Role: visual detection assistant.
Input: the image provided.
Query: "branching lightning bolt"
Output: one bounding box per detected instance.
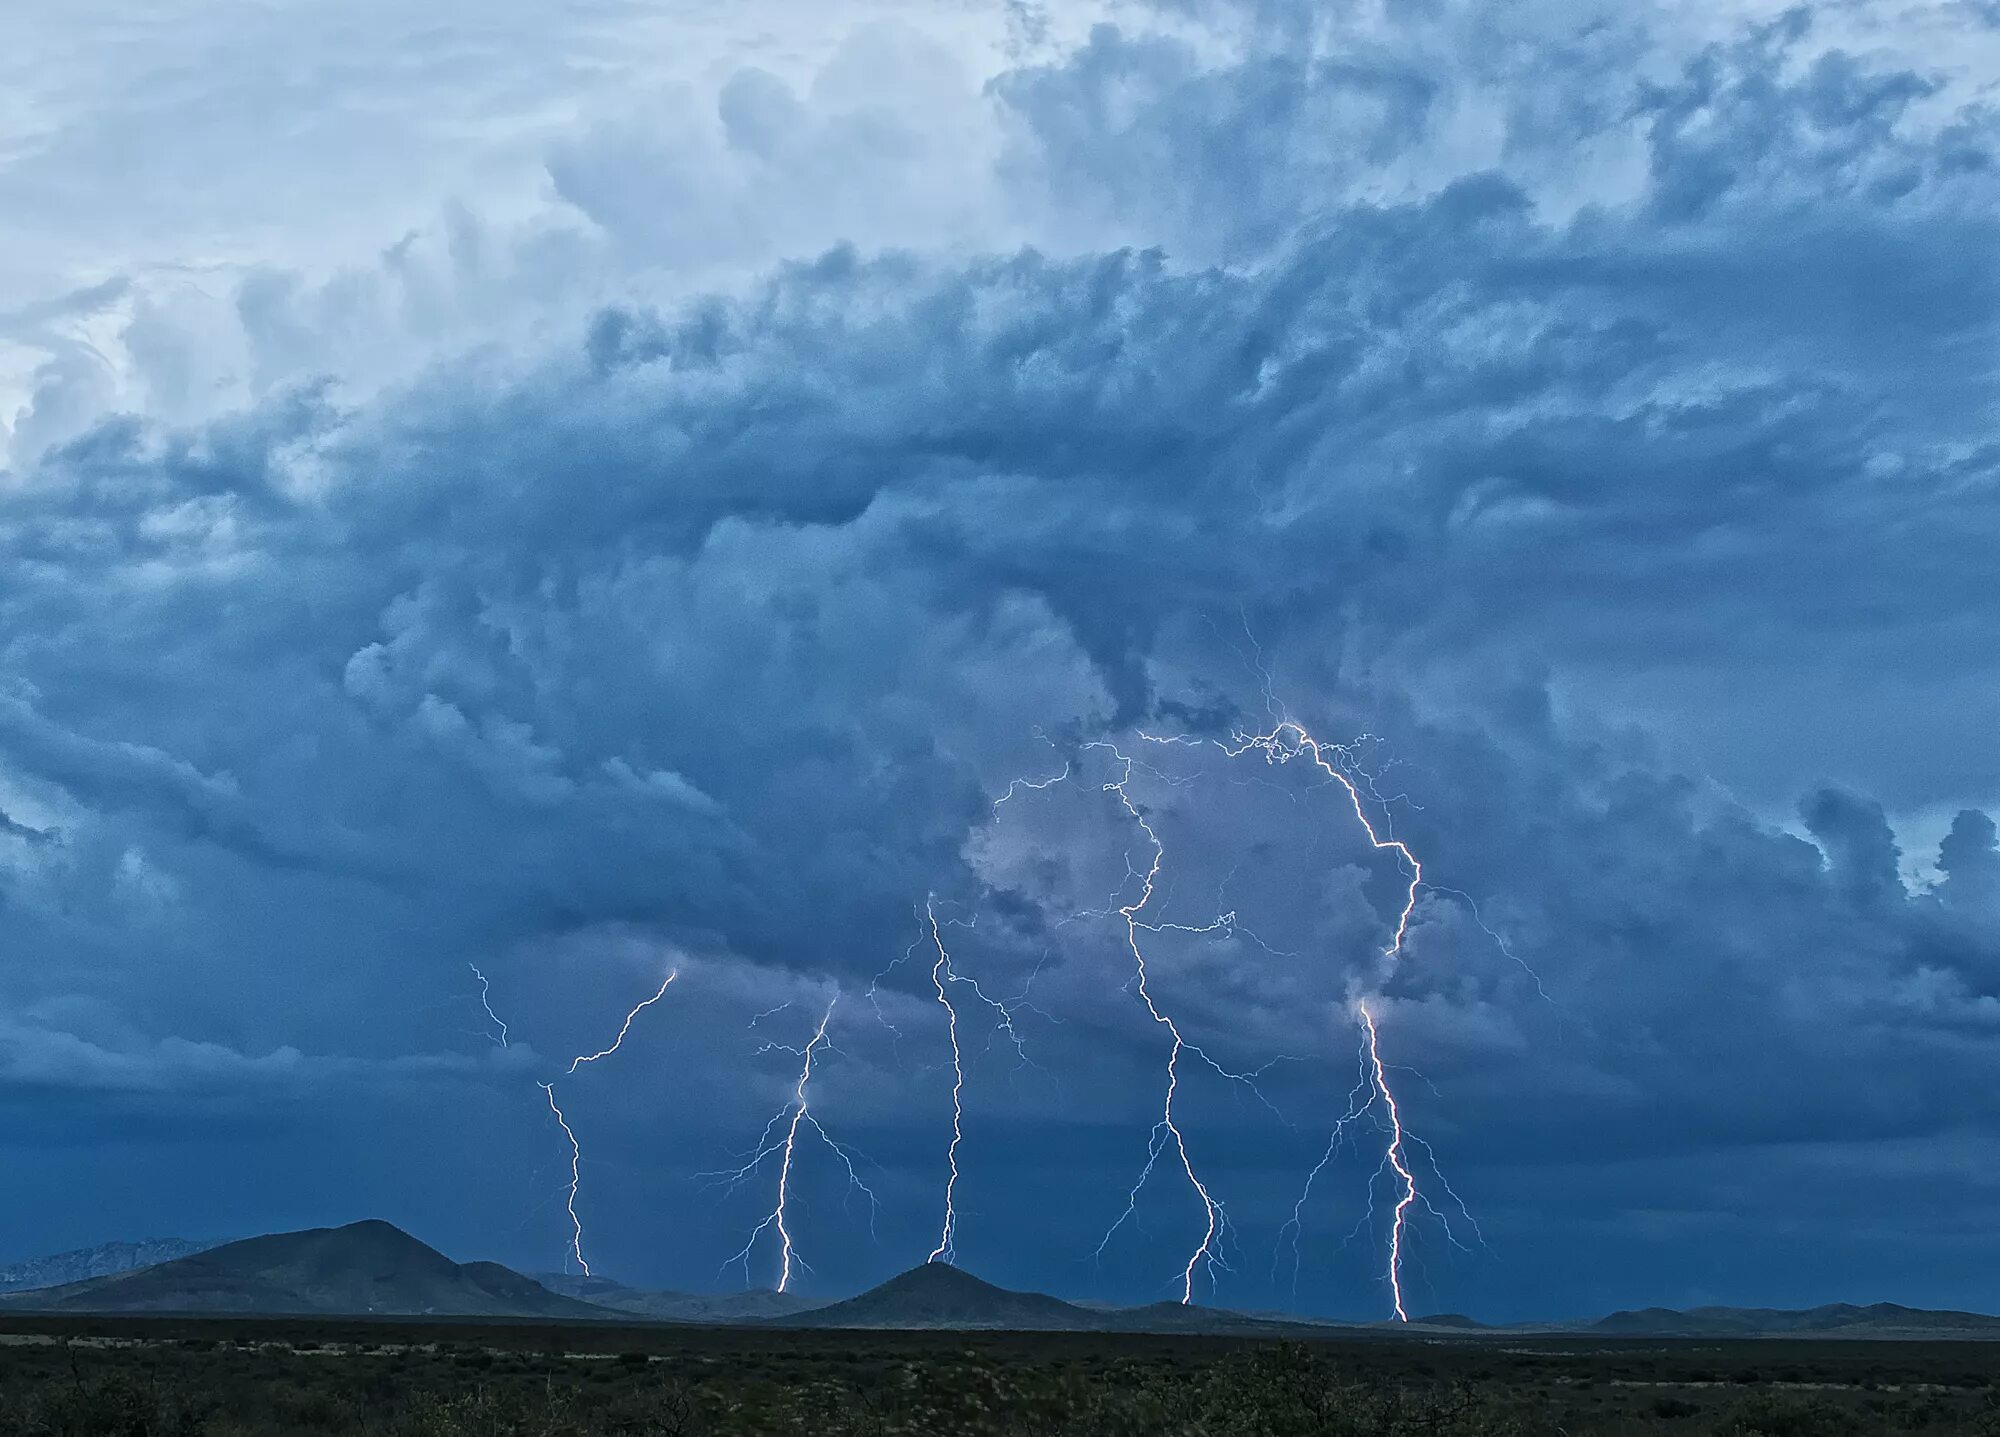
[1275,1031,1374,1292]
[542,969,679,1276]
[980,741,1303,1302]
[915,890,1052,1266]
[1126,705,1536,1319]
[1199,721,1425,957]
[1187,719,1436,1319]
[706,996,878,1293]
[1091,742,1235,1304]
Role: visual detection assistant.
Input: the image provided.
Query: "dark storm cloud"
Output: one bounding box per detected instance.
[1,1,1997,1315]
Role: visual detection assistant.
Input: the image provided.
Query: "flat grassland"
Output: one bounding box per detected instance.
[5,1314,2000,1435]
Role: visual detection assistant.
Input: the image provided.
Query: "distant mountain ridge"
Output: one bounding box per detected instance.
[0,1221,609,1319]
[6,1222,2000,1336]
[0,1239,220,1294]
[534,1273,826,1323]
[781,1263,1333,1335]
[1592,1302,2000,1337]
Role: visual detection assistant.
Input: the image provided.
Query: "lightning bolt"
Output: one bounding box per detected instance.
[1196,715,1516,1320]
[926,901,968,1264]
[1114,704,1525,1318]
[1198,721,1424,957]
[1275,1030,1375,1293]
[541,1083,590,1275]
[707,995,878,1293]
[917,882,1065,1268]
[542,968,680,1276]
[991,761,1071,811]
[469,963,509,1047]
[566,972,677,1074]
[1179,719,1431,1319]
[1090,742,1236,1304]
[977,741,1296,1302]
[1357,1001,1417,1322]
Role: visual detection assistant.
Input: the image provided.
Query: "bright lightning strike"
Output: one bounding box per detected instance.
[1091,742,1234,1304]
[914,893,1053,1266]
[978,742,1301,1302]
[566,972,677,1074]
[541,968,679,1276]
[925,901,967,1265]
[542,1082,590,1275]
[1357,1001,1418,1322]
[1186,714,1516,1320]
[1195,721,1425,962]
[707,996,878,1293]
[1056,699,1525,1320]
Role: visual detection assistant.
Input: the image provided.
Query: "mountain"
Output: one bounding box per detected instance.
[0,1239,220,1294]
[1,1221,612,1319]
[534,1273,826,1323]
[783,1265,1352,1335]
[1591,1302,2000,1338]
[11,1223,1996,1338]
[1090,1300,1337,1336]
[785,1263,1097,1331]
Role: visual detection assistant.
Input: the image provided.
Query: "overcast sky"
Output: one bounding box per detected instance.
[3,0,1998,1323]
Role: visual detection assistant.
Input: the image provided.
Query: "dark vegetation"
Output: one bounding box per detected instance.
[8,1316,2000,1435]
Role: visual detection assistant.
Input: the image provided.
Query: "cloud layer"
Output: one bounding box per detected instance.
[1,0,1997,1319]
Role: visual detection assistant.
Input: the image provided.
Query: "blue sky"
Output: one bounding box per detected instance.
[2,0,1998,1323]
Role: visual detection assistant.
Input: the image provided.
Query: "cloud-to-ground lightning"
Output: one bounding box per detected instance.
[475,688,1516,1313]
[925,905,968,1265]
[1182,713,1525,1319]
[890,895,1047,1268]
[956,698,1528,1318]
[1357,1001,1418,1322]
[540,969,680,1275]
[964,740,1306,1302]
[1088,741,1246,1304]
[542,1083,590,1274]
[706,996,879,1293]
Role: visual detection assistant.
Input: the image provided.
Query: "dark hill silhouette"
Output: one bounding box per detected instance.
[534,1272,826,1323]
[1089,1299,1329,1336]
[1592,1302,2000,1337]
[12,1221,2000,1336]
[784,1262,1094,1331]
[1,1221,609,1318]
[778,1264,1328,1335]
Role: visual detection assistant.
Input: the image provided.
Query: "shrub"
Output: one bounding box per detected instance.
[1710,1392,1864,1437]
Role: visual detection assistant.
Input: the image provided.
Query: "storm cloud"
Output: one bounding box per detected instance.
[1,0,1996,1320]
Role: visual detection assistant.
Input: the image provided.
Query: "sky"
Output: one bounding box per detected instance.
[2,0,1998,1325]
